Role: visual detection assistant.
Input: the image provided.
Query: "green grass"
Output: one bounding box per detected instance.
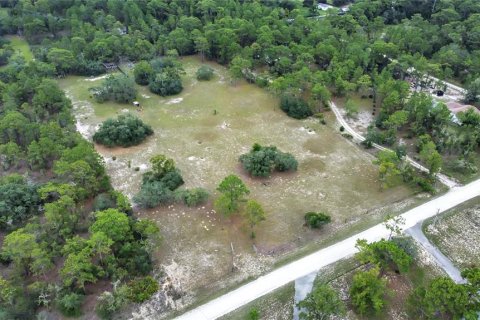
[218,282,295,320]
[5,35,33,61]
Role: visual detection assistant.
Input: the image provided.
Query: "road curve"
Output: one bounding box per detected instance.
[406,222,465,284]
[329,101,458,188]
[175,179,480,320]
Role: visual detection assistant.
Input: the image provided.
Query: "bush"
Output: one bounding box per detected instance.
[239,144,298,177]
[149,69,183,96]
[0,175,40,230]
[196,65,214,81]
[275,152,298,172]
[93,114,154,147]
[93,193,116,211]
[56,292,84,317]
[280,94,313,119]
[95,287,129,320]
[91,74,137,104]
[175,188,209,207]
[133,181,175,208]
[127,276,159,303]
[304,212,331,228]
[133,60,154,86]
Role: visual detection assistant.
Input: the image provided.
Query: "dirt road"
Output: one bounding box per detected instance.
[329,101,458,188]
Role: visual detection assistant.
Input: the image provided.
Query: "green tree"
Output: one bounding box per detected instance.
[214,175,250,216]
[355,239,413,273]
[89,209,131,243]
[133,61,154,86]
[1,228,51,276]
[350,268,387,316]
[384,110,408,129]
[229,56,252,83]
[373,150,402,189]
[409,277,473,319]
[149,70,183,96]
[244,200,266,238]
[464,78,480,104]
[194,36,209,61]
[148,154,176,180]
[47,48,75,75]
[93,114,154,147]
[311,84,331,108]
[297,284,346,320]
[0,142,23,170]
[419,141,442,175]
[60,248,97,290]
[93,75,137,104]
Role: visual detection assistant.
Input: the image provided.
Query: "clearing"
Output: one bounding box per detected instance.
[424,197,480,269]
[58,56,421,318]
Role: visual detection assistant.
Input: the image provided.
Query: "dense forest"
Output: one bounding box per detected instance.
[0,0,480,318]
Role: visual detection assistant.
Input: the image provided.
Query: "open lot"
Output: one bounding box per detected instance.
[424,197,480,269]
[59,56,421,317]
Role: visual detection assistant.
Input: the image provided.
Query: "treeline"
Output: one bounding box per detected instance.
[0,33,160,320]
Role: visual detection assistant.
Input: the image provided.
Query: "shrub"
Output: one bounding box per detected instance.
[304,212,331,228]
[93,114,153,147]
[91,74,137,104]
[95,286,129,320]
[127,276,159,303]
[133,61,154,86]
[56,292,85,317]
[133,181,175,208]
[275,152,298,172]
[350,268,386,316]
[239,144,298,177]
[0,175,40,230]
[149,69,183,96]
[196,65,214,81]
[175,188,209,207]
[93,193,116,211]
[279,94,313,119]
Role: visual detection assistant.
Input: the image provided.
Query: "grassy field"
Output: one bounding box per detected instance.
[58,56,423,318]
[219,283,294,320]
[4,35,34,61]
[423,197,480,269]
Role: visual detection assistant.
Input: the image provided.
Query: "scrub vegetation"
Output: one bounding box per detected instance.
[1,0,479,318]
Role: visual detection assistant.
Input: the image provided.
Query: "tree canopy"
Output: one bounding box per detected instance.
[93,114,154,148]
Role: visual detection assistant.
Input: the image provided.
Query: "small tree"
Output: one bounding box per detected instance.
[350,268,387,316]
[297,284,346,320]
[149,68,183,96]
[214,175,250,216]
[383,214,405,240]
[408,277,472,319]
[133,60,154,85]
[355,239,412,273]
[419,141,442,176]
[244,200,266,238]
